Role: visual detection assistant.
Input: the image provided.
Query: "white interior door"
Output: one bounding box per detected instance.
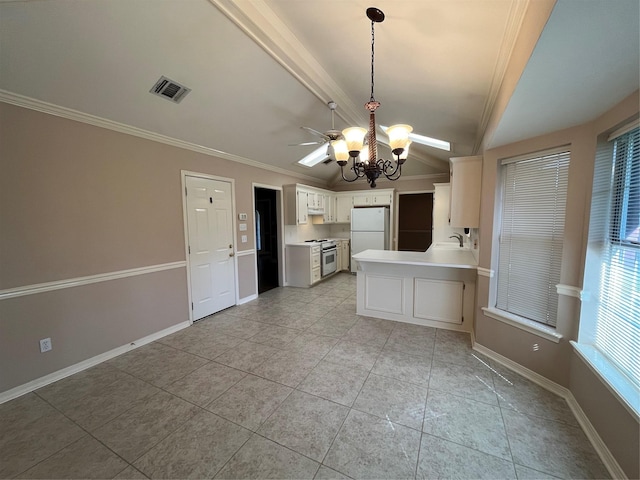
[185,175,236,320]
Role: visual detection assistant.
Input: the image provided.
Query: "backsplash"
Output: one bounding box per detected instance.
[284,223,350,243]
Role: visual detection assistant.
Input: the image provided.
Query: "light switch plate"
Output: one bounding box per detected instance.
[238,213,247,221]
[241,235,247,243]
[239,223,247,231]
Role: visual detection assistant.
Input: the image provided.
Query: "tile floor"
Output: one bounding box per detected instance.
[1,273,609,479]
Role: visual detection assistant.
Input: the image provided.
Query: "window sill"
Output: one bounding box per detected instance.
[571,342,640,420]
[481,307,563,343]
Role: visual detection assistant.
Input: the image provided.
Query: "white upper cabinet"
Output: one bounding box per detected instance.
[297,189,308,225]
[449,156,482,228]
[352,193,370,206]
[285,184,394,225]
[372,191,393,205]
[307,191,324,213]
[352,189,393,208]
[336,194,352,223]
[323,194,335,223]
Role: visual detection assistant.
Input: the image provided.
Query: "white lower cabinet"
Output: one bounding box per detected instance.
[354,261,475,332]
[286,245,321,287]
[413,279,463,324]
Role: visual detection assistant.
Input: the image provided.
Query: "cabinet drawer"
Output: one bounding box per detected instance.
[312,252,321,268]
[311,267,321,284]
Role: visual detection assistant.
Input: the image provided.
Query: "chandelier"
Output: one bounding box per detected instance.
[332,7,412,188]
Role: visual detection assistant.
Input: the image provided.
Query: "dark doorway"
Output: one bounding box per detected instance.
[255,187,280,293]
[398,193,433,251]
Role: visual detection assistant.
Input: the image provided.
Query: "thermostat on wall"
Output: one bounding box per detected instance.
[238,213,248,221]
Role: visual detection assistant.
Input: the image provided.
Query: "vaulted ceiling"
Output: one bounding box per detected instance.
[1,0,638,187]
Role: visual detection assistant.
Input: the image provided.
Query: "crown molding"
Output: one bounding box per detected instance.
[0,90,325,186]
[473,0,530,154]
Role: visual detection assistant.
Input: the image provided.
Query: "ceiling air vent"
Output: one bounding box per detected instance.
[150,76,191,103]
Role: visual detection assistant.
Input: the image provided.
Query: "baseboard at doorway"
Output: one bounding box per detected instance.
[238,293,258,305]
[0,321,190,405]
[472,341,627,480]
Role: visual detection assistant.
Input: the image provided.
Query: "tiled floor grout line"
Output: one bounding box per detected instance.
[29,388,149,479]
[4,275,608,479]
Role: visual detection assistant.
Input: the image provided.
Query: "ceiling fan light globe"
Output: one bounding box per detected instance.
[398,140,411,161]
[331,140,350,162]
[359,145,370,164]
[342,127,367,152]
[387,124,413,150]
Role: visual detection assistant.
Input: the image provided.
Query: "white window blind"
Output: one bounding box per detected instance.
[496,149,570,327]
[581,126,640,389]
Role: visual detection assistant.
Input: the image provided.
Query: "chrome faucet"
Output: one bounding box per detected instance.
[449,233,464,247]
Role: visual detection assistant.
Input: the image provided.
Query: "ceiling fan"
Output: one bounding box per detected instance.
[293,100,452,169]
[292,101,343,167]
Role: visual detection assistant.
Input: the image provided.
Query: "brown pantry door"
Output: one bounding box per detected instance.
[398,193,433,251]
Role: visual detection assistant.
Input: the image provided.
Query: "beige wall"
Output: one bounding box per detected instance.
[476,91,639,478]
[0,268,188,391]
[0,102,312,393]
[569,352,639,480]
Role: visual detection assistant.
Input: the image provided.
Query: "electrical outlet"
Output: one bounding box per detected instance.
[241,235,247,243]
[39,337,52,353]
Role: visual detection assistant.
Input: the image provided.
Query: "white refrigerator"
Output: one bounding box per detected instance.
[350,207,390,272]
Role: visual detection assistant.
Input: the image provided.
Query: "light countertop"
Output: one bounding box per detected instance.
[352,246,478,269]
[286,238,349,247]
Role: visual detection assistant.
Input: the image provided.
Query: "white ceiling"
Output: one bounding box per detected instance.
[1,0,638,187]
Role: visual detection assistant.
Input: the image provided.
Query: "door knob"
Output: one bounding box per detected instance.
[229,252,235,257]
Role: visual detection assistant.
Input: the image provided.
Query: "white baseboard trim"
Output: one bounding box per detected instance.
[238,293,258,305]
[472,341,627,480]
[564,391,628,480]
[0,320,190,405]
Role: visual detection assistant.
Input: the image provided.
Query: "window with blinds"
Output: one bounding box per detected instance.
[580,125,639,390]
[496,148,570,327]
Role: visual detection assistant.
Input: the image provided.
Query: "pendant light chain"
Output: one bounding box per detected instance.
[370,18,376,102]
[334,7,412,188]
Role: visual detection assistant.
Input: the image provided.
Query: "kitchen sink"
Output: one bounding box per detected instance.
[429,242,470,251]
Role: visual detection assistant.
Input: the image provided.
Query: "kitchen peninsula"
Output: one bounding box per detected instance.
[352,245,478,332]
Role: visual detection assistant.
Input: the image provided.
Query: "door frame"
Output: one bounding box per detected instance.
[394,189,434,252]
[181,170,238,324]
[252,182,285,292]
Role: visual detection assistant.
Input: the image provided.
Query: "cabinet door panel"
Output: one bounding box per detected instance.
[352,194,370,206]
[336,196,352,223]
[297,191,308,224]
[414,279,463,324]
